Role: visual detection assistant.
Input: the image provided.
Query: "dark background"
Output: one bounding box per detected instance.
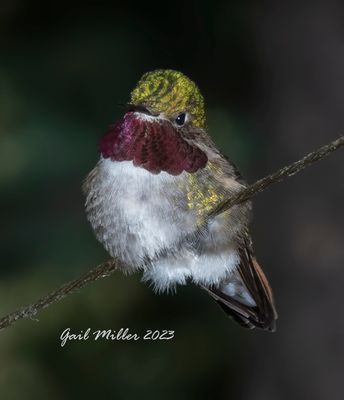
[1,1,344,399]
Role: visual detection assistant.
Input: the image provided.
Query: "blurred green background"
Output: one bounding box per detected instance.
[1,1,344,399]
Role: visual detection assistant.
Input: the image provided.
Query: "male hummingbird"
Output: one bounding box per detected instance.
[84,69,277,331]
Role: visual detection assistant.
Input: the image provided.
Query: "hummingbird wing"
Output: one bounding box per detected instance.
[183,138,277,330]
[204,240,277,331]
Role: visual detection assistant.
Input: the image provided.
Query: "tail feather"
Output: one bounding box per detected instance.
[204,244,277,332]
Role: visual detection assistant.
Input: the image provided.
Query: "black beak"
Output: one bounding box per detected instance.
[125,103,156,116]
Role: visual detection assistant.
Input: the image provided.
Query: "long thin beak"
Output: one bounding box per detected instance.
[125,103,157,116]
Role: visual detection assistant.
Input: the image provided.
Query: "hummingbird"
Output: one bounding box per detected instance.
[84,69,277,331]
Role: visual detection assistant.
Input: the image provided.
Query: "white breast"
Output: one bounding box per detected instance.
[85,158,196,269]
[85,158,244,292]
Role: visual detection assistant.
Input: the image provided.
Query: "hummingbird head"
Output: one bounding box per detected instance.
[129,69,206,129]
[98,69,208,175]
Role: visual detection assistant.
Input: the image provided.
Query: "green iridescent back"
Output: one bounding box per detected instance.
[130,69,206,128]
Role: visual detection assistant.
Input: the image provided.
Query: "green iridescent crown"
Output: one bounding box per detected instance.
[130,69,206,128]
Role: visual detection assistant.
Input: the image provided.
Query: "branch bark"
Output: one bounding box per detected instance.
[0,135,343,332]
[209,135,344,217]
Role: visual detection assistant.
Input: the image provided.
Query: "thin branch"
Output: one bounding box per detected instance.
[0,260,123,332]
[0,135,343,332]
[209,135,344,217]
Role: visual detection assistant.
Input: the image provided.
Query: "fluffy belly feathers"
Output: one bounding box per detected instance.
[84,158,246,291]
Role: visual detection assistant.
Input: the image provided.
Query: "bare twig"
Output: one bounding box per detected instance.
[209,136,344,217]
[0,135,343,332]
[0,260,123,331]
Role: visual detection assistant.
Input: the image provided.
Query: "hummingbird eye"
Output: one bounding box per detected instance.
[175,113,186,126]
